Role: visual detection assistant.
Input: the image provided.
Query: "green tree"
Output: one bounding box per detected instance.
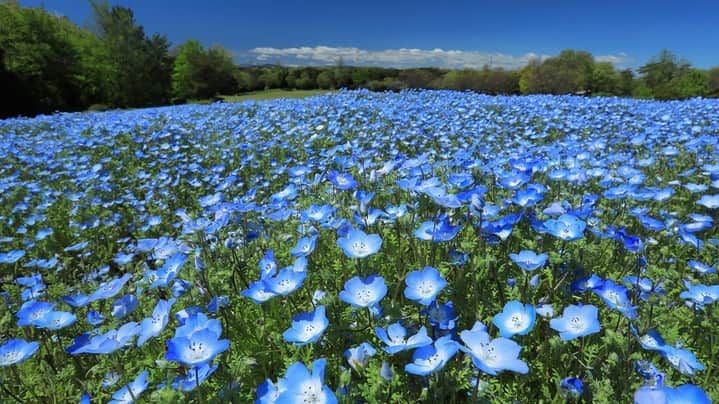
[90,0,172,107]
[590,62,620,95]
[708,67,719,98]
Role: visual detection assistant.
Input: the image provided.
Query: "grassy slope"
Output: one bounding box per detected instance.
[220,89,336,103]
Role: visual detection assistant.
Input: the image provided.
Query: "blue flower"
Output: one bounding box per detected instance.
[291,235,318,257]
[405,335,459,376]
[492,301,536,337]
[275,358,337,403]
[0,339,39,366]
[112,294,139,319]
[67,322,141,355]
[109,370,149,404]
[592,279,637,319]
[88,273,132,302]
[665,384,711,403]
[404,266,447,306]
[16,300,55,327]
[339,275,387,308]
[166,328,230,367]
[509,250,548,271]
[264,266,307,296]
[375,322,433,354]
[423,300,458,331]
[283,305,329,346]
[33,310,76,330]
[687,260,717,275]
[345,342,377,371]
[659,345,704,376]
[543,214,586,241]
[328,170,358,190]
[560,377,584,396]
[137,298,174,346]
[633,374,669,404]
[549,304,601,341]
[87,310,105,326]
[241,280,278,304]
[258,249,278,279]
[0,249,25,264]
[460,321,529,376]
[414,217,462,242]
[207,296,228,313]
[680,283,719,307]
[697,194,719,209]
[171,363,218,392]
[336,228,382,258]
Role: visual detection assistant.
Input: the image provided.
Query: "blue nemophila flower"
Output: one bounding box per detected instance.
[328,170,358,190]
[166,327,229,367]
[560,377,584,397]
[414,217,462,242]
[283,305,329,346]
[109,370,149,404]
[264,266,307,296]
[687,260,717,275]
[633,373,668,404]
[255,378,283,403]
[679,283,719,307]
[336,228,382,258]
[87,310,105,326]
[696,194,719,209]
[291,235,318,257]
[543,214,586,241]
[459,321,529,376]
[592,279,637,319]
[241,280,278,304]
[424,300,458,331]
[276,358,337,403]
[665,384,711,403]
[258,249,278,279]
[89,273,132,302]
[405,335,459,376]
[345,342,377,371]
[660,345,705,376]
[549,304,601,341]
[137,298,175,346]
[16,300,55,326]
[67,322,141,355]
[0,249,25,264]
[380,361,393,381]
[0,339,39,366]
[34,310,77,330]
[375,322,433,354]
[207,296,228,313]
[172,363,218,392]
[492,301,536,337]
[536,303,555,318]
[570,274,604,294]
[404,266,447,305]
[112,294,139,319]
[509,250,548,272]
[339,275,387,308]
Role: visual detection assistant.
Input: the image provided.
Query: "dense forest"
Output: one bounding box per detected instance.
[1,0,719,118]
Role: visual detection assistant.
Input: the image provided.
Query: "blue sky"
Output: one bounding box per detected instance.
[20,0,719,69]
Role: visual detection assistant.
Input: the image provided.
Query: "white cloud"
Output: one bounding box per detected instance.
[240,46,629,69]
[596,52,630,65]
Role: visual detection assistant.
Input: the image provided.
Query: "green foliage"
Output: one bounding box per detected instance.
[520,50,595,94]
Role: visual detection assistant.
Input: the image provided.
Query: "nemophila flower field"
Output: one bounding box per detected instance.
[1,90,719,403]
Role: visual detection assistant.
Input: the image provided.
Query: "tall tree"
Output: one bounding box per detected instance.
[90,0,171,107]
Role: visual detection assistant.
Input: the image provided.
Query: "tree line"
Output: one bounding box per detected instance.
[1,1,719,119]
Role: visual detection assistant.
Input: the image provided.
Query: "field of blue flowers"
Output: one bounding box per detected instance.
[1,90,718,403]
